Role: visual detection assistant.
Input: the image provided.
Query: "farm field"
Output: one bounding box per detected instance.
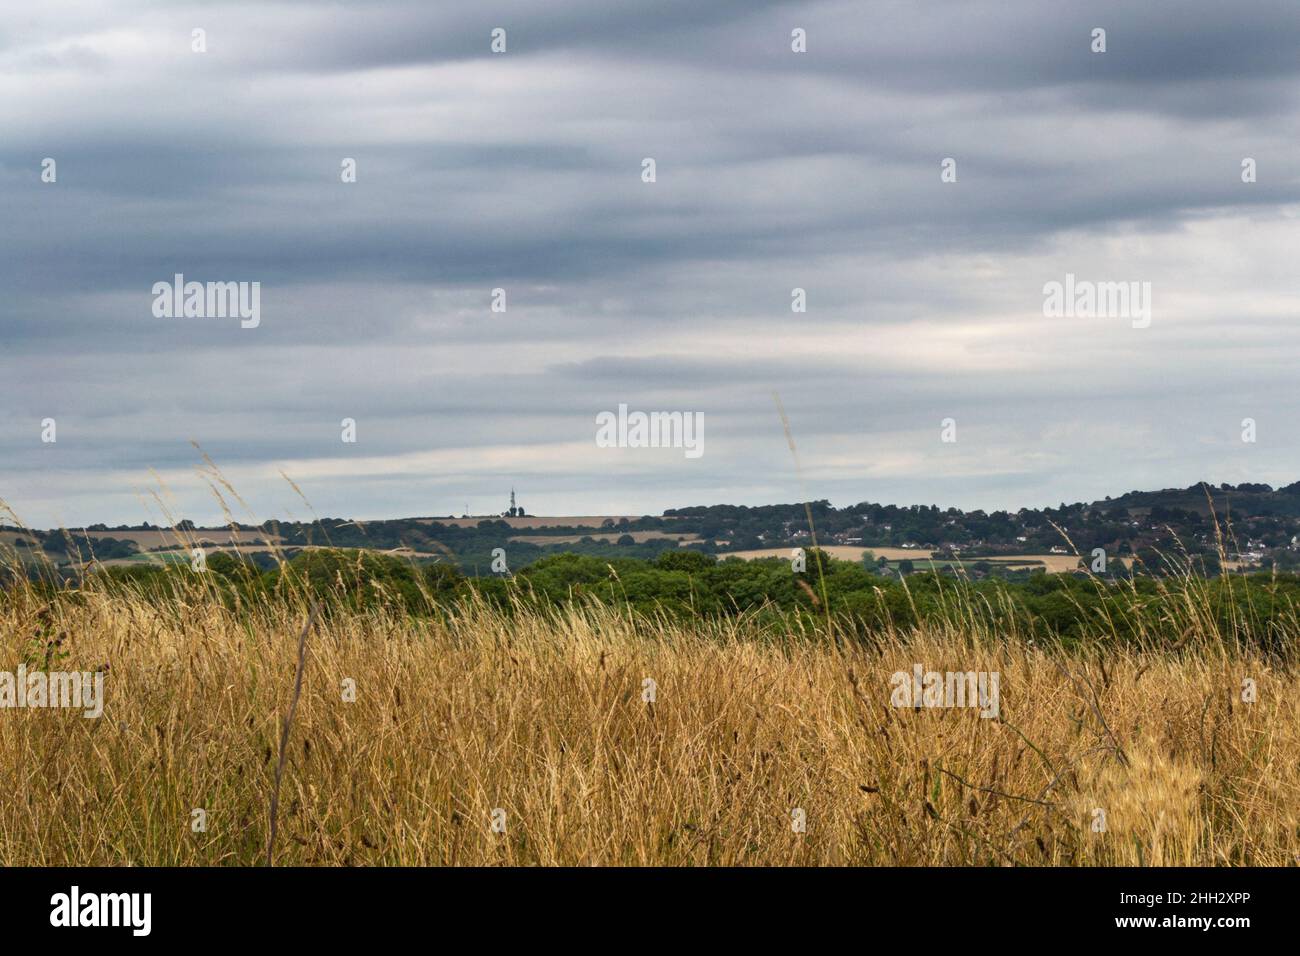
[3,528,280,554]
[723,545,882,562]
[81,529,274,549]
[721,546,1080,573]
[415,515,658,529]
[508,531,699,545]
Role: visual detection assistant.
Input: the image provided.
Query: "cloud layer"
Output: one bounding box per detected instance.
[3,1,1299,525]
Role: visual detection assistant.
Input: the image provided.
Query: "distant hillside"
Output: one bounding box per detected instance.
[7,481,1300,577]
[1096,482,1300,518]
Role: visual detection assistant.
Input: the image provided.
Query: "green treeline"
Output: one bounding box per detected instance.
[47,547,1300,657]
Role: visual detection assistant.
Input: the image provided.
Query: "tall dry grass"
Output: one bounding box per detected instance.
[1,575,1296,866]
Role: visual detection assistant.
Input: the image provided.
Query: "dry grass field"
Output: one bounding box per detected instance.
[1,575,1296,867]
[723,545,881,562]
[69,529,276,550]
[508,531,699,545]
[722,546,1081,572]
[415,515,656,529]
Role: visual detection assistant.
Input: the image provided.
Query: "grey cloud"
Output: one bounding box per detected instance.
[3,0,1300,525]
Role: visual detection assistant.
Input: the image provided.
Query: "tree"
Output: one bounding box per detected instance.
[655,550,715,572]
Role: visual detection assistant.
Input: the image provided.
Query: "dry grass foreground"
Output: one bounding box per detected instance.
[1,589,1297,866]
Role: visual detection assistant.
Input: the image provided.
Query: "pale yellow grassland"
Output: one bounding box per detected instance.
[0,589,1294,866]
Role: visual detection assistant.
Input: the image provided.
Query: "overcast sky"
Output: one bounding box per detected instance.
[3,0,1299,527]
